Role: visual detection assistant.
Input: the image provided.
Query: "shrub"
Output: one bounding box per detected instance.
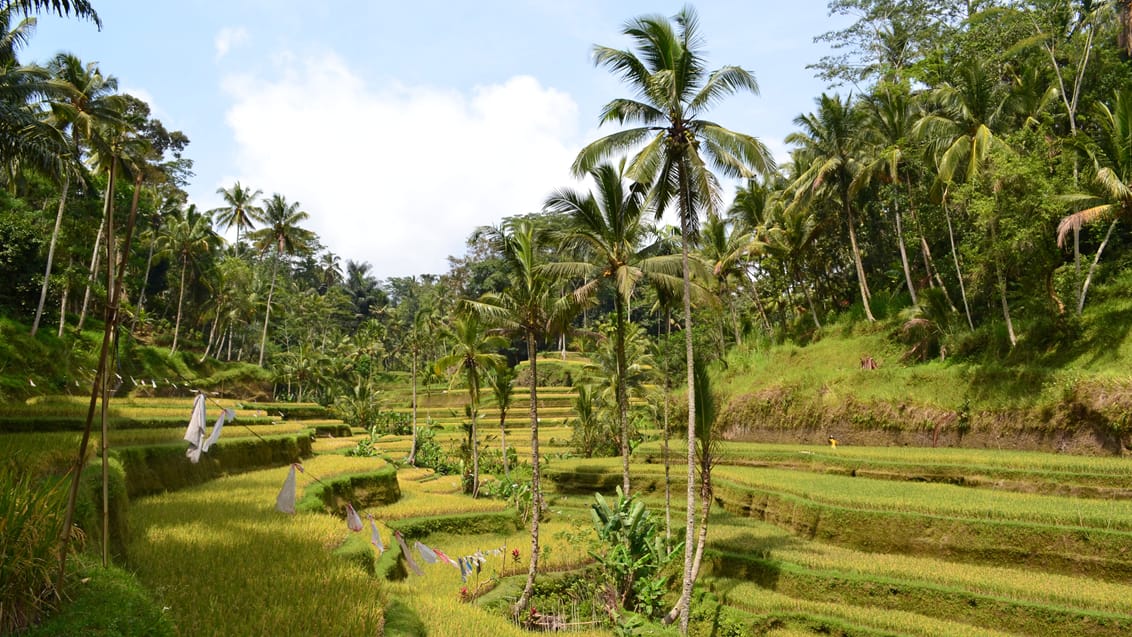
[0,469,69,633]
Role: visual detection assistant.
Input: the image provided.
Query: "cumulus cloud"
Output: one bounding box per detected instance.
[220,51,583,278]
[214,27,249,61]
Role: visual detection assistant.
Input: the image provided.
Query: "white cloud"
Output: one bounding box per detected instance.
[214,27,249,61]
[221,51,584,278]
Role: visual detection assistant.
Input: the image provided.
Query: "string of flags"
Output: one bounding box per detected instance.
[273,463,508,582]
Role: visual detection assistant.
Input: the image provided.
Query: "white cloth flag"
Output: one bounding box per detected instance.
[368,514,384,554]
[183,394,207,463]
[276,464,302,514]
[345,503,363,532]
[202,408,235,453]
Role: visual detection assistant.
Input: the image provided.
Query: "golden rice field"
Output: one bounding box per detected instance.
[126,453,607,637]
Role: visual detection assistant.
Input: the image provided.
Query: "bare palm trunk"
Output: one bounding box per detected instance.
[470,404,480,497]
[663,188,698,631]
[514,332,542,615]
[499,400,510,479]
[32,172,70,336]
[943,199,974,331]
[258,257,279,367]
[408,352,418,465]
[57,273,70,338]
[615,294,631,496]
[136,228,158,320]
[663,308,672,545]
[200,315,220,362]
[845,204,875,321]
[1079,219,1117,314]
[77,209,107,331]
[748,271,772,332]
[171,255,187,353]
[894,205,917,305]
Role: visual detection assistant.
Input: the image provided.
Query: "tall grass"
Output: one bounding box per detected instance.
[0,470,70,633]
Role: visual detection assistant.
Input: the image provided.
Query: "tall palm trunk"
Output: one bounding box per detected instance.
[408,352,418,465]
[76,209,107,331]
[514,332,542,614]
[469,380,480,498]
[499,397,510,479]
[57,272,70,338]
[258,256,279,366]
[844,200,875,321]
[615,293,631,495]
[665,165,699,631]
[136,227,158,320]
[893,204,917,305]
[1078,219,1118,314]
[171,254,187,352]
[943,197,975,330]
[32,172,69,336]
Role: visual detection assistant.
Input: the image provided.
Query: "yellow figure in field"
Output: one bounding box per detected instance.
[828,436,838,448]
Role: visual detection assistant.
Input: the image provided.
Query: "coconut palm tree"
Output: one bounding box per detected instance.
[248,193,315,366]
[545,160,682,495]
[915,57,1013,331]
[463,218,575,616]
[31,53,123,336]
[486,362,517,478]
[210,181,262,257]
[2,0,100,25]
[435,312,506,497]
[788,92,876,322]
[158,205,217,352]
[699,214,756,351]
[1059,90,1132,313]
[572,7,773,628]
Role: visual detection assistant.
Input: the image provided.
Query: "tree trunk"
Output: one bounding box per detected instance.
[32,172,69,336]
[514,331,542,615]
[259,257,279,366]
[1078,219,1118,314]
[663,308,672,546]
[171,255,187,353]
[615,293,631,496]
[663,182,698,631]
[1119,0,1132,58]
[470,379,480,498]
[894,205,917,305]
[845,203,876,321]
[408,352,418,465]
[57,271,70,338]
[500,398,510,479]
[136,225,158,321]
[77,207,108,332]
[943,198,975,330]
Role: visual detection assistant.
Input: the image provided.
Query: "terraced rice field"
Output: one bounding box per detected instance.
[10,389,1132,635]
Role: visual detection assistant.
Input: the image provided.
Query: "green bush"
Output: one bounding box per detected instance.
[73,457,130,561]
[0,469,69,634]
[23,554,176,637]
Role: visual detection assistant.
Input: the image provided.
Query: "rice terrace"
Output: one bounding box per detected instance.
[6,1,1132,636]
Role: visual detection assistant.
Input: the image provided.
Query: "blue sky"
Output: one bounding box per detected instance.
[22,1,850,278]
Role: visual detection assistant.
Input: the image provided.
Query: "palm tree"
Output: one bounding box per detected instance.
[3,0,100,25]
[915,57,1013,331]
[573,7,773,628]
[436,313,506,497]
[31,53,122,336]
[1059,90,1132,314]
[763,196,824,330]
[699,215,756,352]
[158,207,217,352]
[788,93,876,322]
[464,218,574,615]
[317,251,343,292]
[486,363,517,478]
[210,181,262,257]
[545,160,682,495]
[248,193,315,366]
